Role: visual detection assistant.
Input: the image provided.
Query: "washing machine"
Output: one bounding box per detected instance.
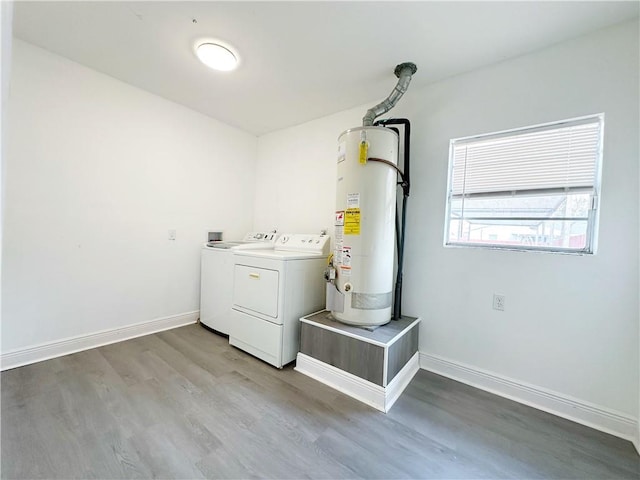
[200,231,278,335]
[229,233,330,368]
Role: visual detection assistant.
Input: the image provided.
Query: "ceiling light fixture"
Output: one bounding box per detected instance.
[195,41,239,72]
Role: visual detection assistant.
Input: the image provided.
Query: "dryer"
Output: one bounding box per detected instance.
[230,234,330,368]
[200,231,278,335]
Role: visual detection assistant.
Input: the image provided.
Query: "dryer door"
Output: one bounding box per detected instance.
[233,265,279,319]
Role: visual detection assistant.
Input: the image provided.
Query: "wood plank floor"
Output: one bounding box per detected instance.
[2,324,638,479]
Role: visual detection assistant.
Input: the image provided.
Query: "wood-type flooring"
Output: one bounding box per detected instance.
[2,324,638,479]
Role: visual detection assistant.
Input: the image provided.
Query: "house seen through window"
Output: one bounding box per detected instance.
[444,114,604,253]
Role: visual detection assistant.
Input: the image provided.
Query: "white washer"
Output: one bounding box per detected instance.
[229,234,330,368]
[200,232,278,335]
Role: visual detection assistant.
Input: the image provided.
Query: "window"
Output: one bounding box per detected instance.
[444,114,603,253]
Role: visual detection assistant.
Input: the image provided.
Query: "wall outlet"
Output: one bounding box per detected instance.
[493,294,505,311]
[168,229,177,241]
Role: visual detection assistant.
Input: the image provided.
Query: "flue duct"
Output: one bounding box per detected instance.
[362,62,417,127]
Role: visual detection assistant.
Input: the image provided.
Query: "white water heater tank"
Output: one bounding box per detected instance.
[332,126,398,326]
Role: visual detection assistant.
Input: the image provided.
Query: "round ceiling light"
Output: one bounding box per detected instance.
[195,42,238,71]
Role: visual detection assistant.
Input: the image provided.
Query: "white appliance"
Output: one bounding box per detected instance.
[229,234,330,368]
[332,127,398,326]
[328,62,417,327]
[200,231,279,335]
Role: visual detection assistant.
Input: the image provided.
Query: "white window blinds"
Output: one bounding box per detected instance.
[450,117,602,197]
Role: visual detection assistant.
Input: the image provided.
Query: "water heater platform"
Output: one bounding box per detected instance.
[295,310,420,413]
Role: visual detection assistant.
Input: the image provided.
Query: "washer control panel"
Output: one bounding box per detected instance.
[275,234,330,254]
[241,231,279,242]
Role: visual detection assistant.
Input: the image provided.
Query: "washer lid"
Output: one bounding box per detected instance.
[206,241,243,249]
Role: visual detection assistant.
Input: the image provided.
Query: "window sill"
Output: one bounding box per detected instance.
[443,242,594,256]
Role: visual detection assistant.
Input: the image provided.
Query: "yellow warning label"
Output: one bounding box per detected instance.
[344,208,361,235]
[359,142,368,165]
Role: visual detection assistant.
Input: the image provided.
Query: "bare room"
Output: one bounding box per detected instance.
[1,1,639,478]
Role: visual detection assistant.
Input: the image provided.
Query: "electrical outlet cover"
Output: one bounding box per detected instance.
[493,294,505,311]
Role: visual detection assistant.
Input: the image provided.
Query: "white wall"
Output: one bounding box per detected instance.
[254,20,639,428]
[1,1,13,351]
[2,40,256,353]
[254,108,361,234]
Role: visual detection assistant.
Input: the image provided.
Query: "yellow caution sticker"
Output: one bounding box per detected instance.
[359,141,368,165]
[344,208,361,235]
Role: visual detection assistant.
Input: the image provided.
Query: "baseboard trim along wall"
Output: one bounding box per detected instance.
[419,352,638,444]
[296,351,419,413]
[1,311,199,371]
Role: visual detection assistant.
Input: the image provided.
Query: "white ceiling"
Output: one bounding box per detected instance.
[12,1,639,135]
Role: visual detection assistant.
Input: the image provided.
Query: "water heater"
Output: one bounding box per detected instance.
[327,62,416,327]
[331,127,398,326]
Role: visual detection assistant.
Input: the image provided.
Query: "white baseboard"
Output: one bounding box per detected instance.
[1,311,199,371]
[383,352,420,411]
[295,352,419,413]
[419,352,638,445]
[295,353,386,411]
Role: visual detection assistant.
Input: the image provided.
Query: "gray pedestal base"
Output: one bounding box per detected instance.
[295,311,420,412]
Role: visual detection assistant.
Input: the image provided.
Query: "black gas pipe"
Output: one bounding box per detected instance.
[373,118,411,320]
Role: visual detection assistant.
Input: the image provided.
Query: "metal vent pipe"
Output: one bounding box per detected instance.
[362,62,417,126]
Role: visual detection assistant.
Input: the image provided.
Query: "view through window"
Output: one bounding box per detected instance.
[444,115,603,253]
